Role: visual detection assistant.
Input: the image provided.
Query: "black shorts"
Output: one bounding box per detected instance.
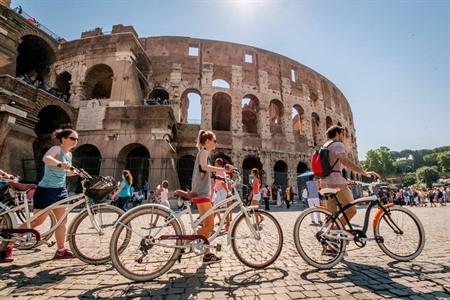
[33,186,68,209]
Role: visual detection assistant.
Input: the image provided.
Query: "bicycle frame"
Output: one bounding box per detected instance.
[0,181,104,244]
[121,174,261,250]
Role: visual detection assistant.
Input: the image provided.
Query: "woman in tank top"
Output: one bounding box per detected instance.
[5,129,80,262]
[191,130,233,265]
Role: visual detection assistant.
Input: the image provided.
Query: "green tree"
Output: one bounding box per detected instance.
[436,151,450,172]
[363,147,395,176]
[416,166,439,188]
[401,173,416,187]
[393,159,414,174]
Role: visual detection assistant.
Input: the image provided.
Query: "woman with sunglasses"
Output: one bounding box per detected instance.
[4,129,80,262]
[191,130,233,265]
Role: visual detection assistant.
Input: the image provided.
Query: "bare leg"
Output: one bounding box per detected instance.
[196,202,214,254]
[51,207,68,249]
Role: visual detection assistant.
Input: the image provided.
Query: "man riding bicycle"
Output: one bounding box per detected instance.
[319,125,380,228]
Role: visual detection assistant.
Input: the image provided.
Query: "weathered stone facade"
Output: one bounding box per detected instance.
[0,3,358,190]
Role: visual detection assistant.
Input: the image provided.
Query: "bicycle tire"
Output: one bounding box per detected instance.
[374,206,425,261]
[293,207,346,269]
[68,204,126,265]
[231,209,283,269]
[110,205,183,282]
[0,209,13,259]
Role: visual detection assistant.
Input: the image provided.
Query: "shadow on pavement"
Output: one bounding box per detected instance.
[300,260,450,299]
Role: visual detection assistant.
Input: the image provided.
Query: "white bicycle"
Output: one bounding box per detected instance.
[109,169,283,282]
[0,167,126,265]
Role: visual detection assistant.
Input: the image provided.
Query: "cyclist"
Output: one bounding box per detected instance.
[319,125,379,247]
[191,130,232,265]
[3,129,79,263]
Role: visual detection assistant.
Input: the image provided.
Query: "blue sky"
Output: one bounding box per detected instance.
[13,0,450,159]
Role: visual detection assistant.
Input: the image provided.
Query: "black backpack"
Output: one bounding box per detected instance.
[311,141,340,178]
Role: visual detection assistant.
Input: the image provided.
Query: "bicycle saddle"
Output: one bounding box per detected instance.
[174,190,198,200]
[319,188,340,195]
[8,181,37,191]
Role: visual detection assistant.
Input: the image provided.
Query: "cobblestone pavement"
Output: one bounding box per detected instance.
[1,206,449,299]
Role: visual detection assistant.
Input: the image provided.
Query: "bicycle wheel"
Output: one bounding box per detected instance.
[231,209,283,269]
[110,205,183,282]
[374,206,425,261]
[293,207,346,269]
[0,210,13,259]
[68,204,125,265]
[17,210,57,250]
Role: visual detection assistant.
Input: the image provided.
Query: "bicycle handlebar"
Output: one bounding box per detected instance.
[57,164,93,180]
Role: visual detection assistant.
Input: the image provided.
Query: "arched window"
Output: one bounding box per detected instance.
[326,116,333,130]
[212,92,232,131]
[117,144,150,189]
[292,105,305,135]
[212,79,230,89]
[149,88,169,104]
[55,71,72,101]
[177,155,195,190]
[84,64,114,99]
[269,99,284,135]
[73,144,102,176]
[16,35,55,84]
[180,89,201,124]
[242,156,263,187]
[242,94,260,134]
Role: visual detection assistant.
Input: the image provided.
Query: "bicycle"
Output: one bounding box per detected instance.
[0,179,57,250]
[293,181,425,269]
[0,167,127,265]
[109,169,283,282]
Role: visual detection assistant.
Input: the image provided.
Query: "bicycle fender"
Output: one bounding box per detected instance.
[372,203,394,229]
[0,202,18,228]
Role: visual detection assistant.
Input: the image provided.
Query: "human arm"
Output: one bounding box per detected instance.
[198,151,233,174]
[111,181,125,200]
[335,152,380,179]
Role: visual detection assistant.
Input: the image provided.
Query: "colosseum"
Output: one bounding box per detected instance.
[0,3,358,193]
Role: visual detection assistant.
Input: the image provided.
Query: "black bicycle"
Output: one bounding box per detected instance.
[293,182,425,269]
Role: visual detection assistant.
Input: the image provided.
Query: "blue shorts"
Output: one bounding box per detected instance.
[33,186,68,209]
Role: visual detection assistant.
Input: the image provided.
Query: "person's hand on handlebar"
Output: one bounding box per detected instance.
[58,162,71,170]
[224,164,234,173]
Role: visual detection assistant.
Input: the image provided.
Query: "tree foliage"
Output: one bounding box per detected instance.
[436,151,450,172]
[362,147,395,176]
[416,166,439,188]
[401,173,416,187]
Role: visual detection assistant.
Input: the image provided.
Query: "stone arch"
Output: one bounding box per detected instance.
[296,161,309,174]
[177,155,195,190]
[16,35,56,84]
[212,92,232,131]
[180,89,202,124]
[73,144,102,176]
[269,99,284,134]
[274,160,288,189]
[309,88,319,106]
[241,94,260,134]
[84,64,114,100]
[326,116,333,131]
[311,112,320,146]
[337,121,343,127]
[117,143,150,189]
[149,87,169,103]
[212,79,230,89]
[292,104,305,135]
[55,71,72,101]
[242,156,263,187]
[33,105,72,180]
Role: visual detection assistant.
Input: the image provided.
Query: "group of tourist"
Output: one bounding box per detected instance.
[17,71,70,102]
[144,97,169,106]
[378,187,449,207]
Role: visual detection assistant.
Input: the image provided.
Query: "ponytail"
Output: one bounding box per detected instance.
[196,130,215,149]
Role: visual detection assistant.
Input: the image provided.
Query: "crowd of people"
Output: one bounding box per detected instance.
[378,187,449,207]
[17,72,70,102]
[144,97,169,106]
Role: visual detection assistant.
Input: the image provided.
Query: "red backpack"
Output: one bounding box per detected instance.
[311,141,340,178]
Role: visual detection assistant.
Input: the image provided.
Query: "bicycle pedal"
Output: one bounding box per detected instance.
[46,241,55,247]
[215,244,222,252]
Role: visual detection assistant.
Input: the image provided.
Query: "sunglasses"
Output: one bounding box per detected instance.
[68,137,79,141]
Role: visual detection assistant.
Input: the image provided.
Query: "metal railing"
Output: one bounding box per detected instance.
[13,6,61,41]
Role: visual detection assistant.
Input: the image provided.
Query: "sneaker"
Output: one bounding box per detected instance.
[53,248,75,260]
[0,246,14,263]
[202,253,221,265]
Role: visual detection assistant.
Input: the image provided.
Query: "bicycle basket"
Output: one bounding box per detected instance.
[84,176,117,203]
